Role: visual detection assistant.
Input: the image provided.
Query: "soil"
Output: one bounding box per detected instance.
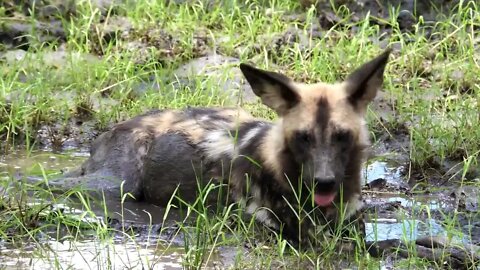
[0,0,475,214]
[0,1,479,268]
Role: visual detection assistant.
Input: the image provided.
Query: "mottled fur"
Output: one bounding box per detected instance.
[56,51,480,267]
[71,50,391,245]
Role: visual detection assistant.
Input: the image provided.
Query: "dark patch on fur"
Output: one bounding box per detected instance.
[207,113,231,122]
[185,107,220,119]
[340,145,364,201]
[288,130,313,166]
[316,98,330,135]
[185,107,219,115]
[262,147,320,244]
[269,147,301,194]
[142,132,207,205]
[229,122,271,199]
[331,129,354,158]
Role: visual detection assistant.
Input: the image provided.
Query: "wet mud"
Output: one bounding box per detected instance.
[2,0,474,159]
[1,0,479,268]
[1,149,479,268]
[0,236,232,269]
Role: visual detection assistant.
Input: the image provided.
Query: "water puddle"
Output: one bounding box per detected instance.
[1,148,477,268]
[54,197,184,229]
[364,192,458,243]
[365,218,445,242]
[365,193,456,212]
[0,195,229,269]
[364,194,454,243]
[0,149,235,269]
[363,158,406,188]
[0,238,231,269]
[0,149,88,177]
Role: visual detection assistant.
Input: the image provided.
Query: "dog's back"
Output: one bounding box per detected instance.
[64,49,391,244]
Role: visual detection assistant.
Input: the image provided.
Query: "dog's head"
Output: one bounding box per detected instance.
[240,50,391,206]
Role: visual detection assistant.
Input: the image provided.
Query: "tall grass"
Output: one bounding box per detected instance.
[1,0,479,269]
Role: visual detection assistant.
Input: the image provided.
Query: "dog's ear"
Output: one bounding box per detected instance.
[344,49,391,112]
[240,63,299,115]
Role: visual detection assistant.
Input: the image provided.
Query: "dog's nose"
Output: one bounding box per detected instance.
[314,178,336,193]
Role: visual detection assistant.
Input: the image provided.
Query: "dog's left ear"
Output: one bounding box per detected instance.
[344,49,391,112]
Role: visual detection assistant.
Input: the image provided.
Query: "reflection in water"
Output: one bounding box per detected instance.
[0,196,232,269]
[0,149,476,268]
[365,219,445,242]
[1,239,187,270]
[385,196,444,211]
[0,149,88,176]
[365,194,455,212]
[363,160,404,186]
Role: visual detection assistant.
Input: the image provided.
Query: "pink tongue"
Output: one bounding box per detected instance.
[314,193,336,207]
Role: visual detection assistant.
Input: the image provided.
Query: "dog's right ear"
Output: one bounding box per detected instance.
[240,63,300,115]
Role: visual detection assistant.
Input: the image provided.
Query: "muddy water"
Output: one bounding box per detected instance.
[363,159,405,187]
[0,238,232,269]
[361,158,462,243]
[0,149,88,176]
[0,149,237,269]
[0,149,472,268]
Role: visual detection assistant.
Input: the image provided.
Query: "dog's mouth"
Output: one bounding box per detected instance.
[313,182,337,207]
[314,193,336,207]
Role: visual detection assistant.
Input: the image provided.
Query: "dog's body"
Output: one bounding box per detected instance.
[66,51,391,244]
[47,50,480,267]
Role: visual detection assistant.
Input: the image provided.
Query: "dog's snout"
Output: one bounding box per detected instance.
[314,178,336,193]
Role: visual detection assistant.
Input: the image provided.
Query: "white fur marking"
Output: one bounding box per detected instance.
[255,209,278,229]
[199,115,210,122]
[201,130,236,160]
[251,185,261,200]
[246,201,258,215]
[240,125,263,149]
[345,193,364,219]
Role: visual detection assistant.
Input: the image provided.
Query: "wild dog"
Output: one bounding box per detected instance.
[66,50,391,246]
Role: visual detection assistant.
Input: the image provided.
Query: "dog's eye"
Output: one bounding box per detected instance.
[332,130,351,143]
[295,131,313,145]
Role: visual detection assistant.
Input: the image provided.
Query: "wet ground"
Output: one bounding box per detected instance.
[1,0,479,268]
[0,149,228,269]
[1,148,479,268]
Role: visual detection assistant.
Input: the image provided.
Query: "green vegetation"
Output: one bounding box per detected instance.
[1,0,478,167]
[0,0,479,269]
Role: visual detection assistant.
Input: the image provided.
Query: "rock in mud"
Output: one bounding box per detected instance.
[365,178,387,190]
[2,0,124,19]
[172,54,257,104]
[453,186,479,212]
[397,9,416,32]
[0,18,66,49]
[36,118,99,151]
[0,48,100,72]
[92,16,133,45]
[301,0,457,34]
[117,28,180,64]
